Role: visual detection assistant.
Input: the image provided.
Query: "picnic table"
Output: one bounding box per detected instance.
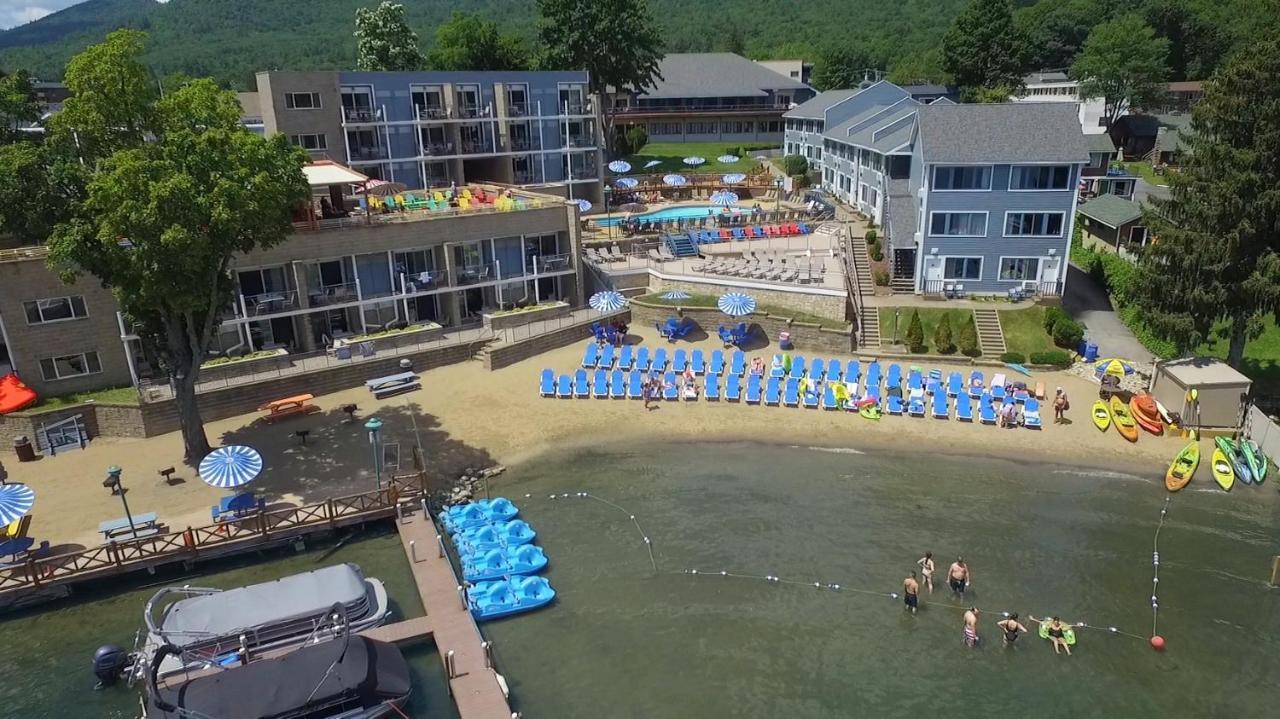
[258,394,320,423]
[365,371,420,399]
[99,512,160,541]
[212,492,264,522]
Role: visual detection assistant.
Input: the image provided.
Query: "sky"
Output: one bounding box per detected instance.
[0,0,91,30]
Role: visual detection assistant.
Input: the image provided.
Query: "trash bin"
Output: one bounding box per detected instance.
[1084,342,1099,362]
[399,358,413,371]
[13,436,36,462]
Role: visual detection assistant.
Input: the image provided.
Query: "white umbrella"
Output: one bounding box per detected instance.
[710,191,739,207]
[722,173,747,184]
[569,199,592,213]
[589,291,627,312]
[643,160,663,169]
[198,446,264,489]
[717,154,740,163]
[607,160,632,173]
[683,156,706,166]
[663,174,689,187]
[717,292,757,316]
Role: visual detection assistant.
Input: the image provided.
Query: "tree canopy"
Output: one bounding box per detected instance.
[1135,37,1280,367]
[1072,15,1169,127]
[426,11,529,71]
[0,69,39,144]
[811,45,876,92]
[354,1,425,72]
[941,0,1027,99]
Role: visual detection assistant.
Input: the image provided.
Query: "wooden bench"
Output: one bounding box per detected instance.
[258,394,320,423]
[366,372,421,399]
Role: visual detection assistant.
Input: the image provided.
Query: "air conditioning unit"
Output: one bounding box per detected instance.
[1021,281,1039,292]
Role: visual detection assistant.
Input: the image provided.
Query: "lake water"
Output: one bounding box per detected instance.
[2,442,1277,718]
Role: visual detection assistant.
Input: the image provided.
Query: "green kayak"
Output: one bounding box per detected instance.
[1238,438,1267,484]
[1216,437,1252,484]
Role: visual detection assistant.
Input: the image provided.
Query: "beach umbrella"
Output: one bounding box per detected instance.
[589,290,627,312]
[199,445,264,489]
[722,173,747,184]
[710,191,739,207]
[683,156,706,166]
[614,177,639,190]
[661,290,691,301]
[618,202,646,213]
[568,198,592,213]
[362,180,408,197]
[607,160,632,173]
[0,483,35,526]
[643,160,663,169]
[717,154,740,163]
[717,292,757,316]
[663,174,688,187]
[1094,358,1134,377]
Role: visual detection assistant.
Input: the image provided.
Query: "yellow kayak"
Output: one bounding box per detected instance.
[1110,395,1138,442]
[1091,400,1111,432]
[1166,441,1199,492]
[1210,447,1235,491]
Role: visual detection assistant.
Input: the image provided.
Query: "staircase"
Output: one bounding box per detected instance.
[859,308,882,349]
[889,277,914,294]
[847,233,875,297]
[663,233,699,258]
[972,308,1007,357]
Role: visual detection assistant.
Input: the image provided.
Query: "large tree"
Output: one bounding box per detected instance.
[43,31,310,462]
[1072,15,1169,127]
[537,0,663,155]
[425,11,528,71]
[0,69,40,145]
[811,45,876,91]
[1134,38,1280,367]
[1015,0,1116,71]
[1140,0,1221,81]
[941,0,1028,100]
[354,1,425,72]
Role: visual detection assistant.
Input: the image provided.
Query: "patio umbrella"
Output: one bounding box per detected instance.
[569,198,592,213]
[753,155,770,161]
[710,191,739,207]
[717,154,740,163]
[663,174,688,187]
[363,180,408,197]
[643,160,663,169]
[614,177,639,190]
[661,290,691,301]
[607,160,632,173]
[1094,358,1135,377]
[589,290,627,312]
[722,173,747,184]
[618,202,647,213]
[683,156,706,166]
[717,292,757,316]
[0,483,34,526]
[199,445,264,489]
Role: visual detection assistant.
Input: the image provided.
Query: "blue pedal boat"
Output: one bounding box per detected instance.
[467,575,556,622]
[454,520,537,553]
[441,498,519,534]
[461,544,549,583]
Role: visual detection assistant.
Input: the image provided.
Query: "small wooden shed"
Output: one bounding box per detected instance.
[1150,358,1252,429]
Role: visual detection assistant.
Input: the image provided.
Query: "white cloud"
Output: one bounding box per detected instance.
[0,1,89,31]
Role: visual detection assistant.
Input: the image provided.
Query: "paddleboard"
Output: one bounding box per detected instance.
[1154,399,1175,425]
[1037,622,1077,645]
[1006,363,1032,377]
[1210,448,1235,491]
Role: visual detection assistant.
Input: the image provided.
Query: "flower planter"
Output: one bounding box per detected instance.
[482,302,571,330]
[339,323,444,352]
[199,349,291,383]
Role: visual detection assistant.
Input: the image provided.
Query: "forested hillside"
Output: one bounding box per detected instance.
[0,0,1268,89]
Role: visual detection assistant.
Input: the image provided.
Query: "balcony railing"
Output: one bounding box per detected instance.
[457,104,482,119]
[507,101,530,117]
[344,107,379,123]
[422,142,455,157]
[614,101,790,114]
[307,282,359,307]
[461,140,493,154]
[566,166,597,180]
[509,136,540,151]
[513,171,539,184]
[415,105,449,121]
[349,145,387,161]
[566,135,595,148]
[396,270,449,293]
[534,253,572,273]
[244,290,299,316]
[562,102,593,115]
[453,262,495,286]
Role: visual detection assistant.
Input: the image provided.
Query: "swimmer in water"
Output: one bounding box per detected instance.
[948,557,970,598]
[962,607,980,647]
[916,552,935,593]
[997,613,1028,646]
[1030,615,1073,655]
[902,571,920,615]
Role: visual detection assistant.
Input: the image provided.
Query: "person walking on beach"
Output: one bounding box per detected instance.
[1053,388,1069,423]
[948,558,971,597]
[916,552,935,593]
[902,571,920,615]
[997,613,1028,646]
[641,377,654,410]
[962,607,980,647]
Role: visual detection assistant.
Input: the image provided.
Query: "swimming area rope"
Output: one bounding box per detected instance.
[527,492,658,571]
[1150,496,1172,640]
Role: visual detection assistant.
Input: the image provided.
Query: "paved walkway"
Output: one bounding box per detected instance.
[1061,263,1151,361]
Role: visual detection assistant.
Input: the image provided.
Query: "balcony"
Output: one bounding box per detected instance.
[614,100,789,116]
[534,253,572,273]
[561,102,593,115]
[461,140,493,155]
[509,136,541,151]
[453,262,495,286]
[349,145,388,162]
[415,105,449,121]
[243,290,299,316]
[507,101,530,117]
[565,135,595,148]
[422,142,456,157]
[566,166,597,180]
[457,104,482,119]
[396,269,450,293]
[343,107,379,123]
[307,282,359,307]
[513,171,539,184]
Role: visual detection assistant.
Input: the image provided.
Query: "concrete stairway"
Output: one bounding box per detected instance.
[663,233,699,258]
[973,308,1007,357]
[859,308,882,349]
[889,276,914,294]
[847,235,875,297]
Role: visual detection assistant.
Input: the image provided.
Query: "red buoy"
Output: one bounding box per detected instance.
[1150,635,1166,651]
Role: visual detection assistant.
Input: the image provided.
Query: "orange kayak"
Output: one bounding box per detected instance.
[1110,396,1138,442]
[1130,397,1164,435]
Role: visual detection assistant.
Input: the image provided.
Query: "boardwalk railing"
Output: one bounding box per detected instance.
[0,474,425,595]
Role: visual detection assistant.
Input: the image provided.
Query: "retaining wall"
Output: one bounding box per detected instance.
[630,301,854,354]
[485,311,631,371]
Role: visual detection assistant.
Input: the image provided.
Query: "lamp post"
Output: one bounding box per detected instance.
[365,417,384,489]
[774,176,783,213]
[103,465,138,539]
[604,185,614,239]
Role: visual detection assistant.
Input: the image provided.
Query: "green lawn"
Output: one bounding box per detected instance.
[620,142,778,174]
[635,293,847,330]
[1196,316,1280,393]
[30,385,139,412]
[1114,161,1170,187]
[997,306,1058,357]
[878,307,976,355]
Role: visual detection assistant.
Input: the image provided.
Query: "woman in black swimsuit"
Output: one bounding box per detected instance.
[997,613,1027,646]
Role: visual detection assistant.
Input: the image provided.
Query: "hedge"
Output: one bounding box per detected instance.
[1000,351,1026,363]
[1051,318,1084,349]
[1043,306,1069,334]
[1030,350,1073,368]
[873,268,890,286]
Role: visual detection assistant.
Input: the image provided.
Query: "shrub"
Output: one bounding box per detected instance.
[625,125,648,155]
[958,315,980,357]
[1043,306,1069,334]
[870,239,884,262]
[934,312,956,354]
[782,155,809,176]
[865,229,878,245]
[1000,351,1026,364]
[1030,350,1072,368]
[873,268,890,286]
[1051,318,1084,349]
[905,309,925,353]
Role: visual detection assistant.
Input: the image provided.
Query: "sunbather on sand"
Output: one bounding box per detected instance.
[751,357,765,375]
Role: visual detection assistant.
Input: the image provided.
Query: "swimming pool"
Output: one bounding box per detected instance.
[592,204,745,227]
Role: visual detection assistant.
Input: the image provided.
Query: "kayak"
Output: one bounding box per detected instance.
[1239,439,1267,484]
[1037,621,1077,645]
[1165,441,1200,492]
[1110,396,1138,442]
[1210,447,1235,491]
[1091,400,1111,432]
[1129,395,1163,435]
[1215,437,1251,484]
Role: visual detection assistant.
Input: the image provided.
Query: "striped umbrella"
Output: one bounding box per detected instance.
[722,173,747,184]
[1094,358,1134,377]
[682,156,706,166]
[643,160,663,169]
[663,174,689,187]
[569,198,592,213]
[717,292,757,316]
[710,191,739,207]
[607,160,632,173]
[661,290,691,300]
[717,154,740,163]
[0,484,35,526]
[614,177,639,190]
[199,445,264,489]
[618,202,646,213]
[589,291,627,312]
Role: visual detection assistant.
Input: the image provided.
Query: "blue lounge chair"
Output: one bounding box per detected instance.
[742,374,759,403]
[886,364,902,390]
[600,344,616,369]
[652,348,669,372]
[931,391,948,419]
[866,362,882,390]
[672,349,688,373]
[947,371,963,398]
[846,361,861,384]
[1014,387,1030,404]
[718,325,735,346]
[730,350,746,375]
[907,369,923,392]
[582,343,599,368]
[628,370,644,398]
[710,349,725,374]
[732,227,746,240]
[691,350,706,374]
[557,374,572,398]
[955,392,974,421]
[670,321,694,341]
[968,371,985,398]
[826,359,843,383]
[573,369,589,397]
[663,371,678,400]
[610,370,626,398]
[909,397,926,417]
[789,356,807,380]
[764,376,781,405]
[656,321,672,340]
[617,345,634,371]
[802,382,820,409]
[979,395,997,424]
[822,385,838,410]
[539,369,554,397]
[634,347,651,372]
[593,369,609,398]
[1024,398,1043,428]
[783,377,800,407]
[798,222,811,233]
[928,368,943,385]
[927,380,942,398]
[991,382,1006,403]
[726,373,743,401]
[811,359,826,382]
[706,373,720,400]
[731,322,750,346]
[887,395,904,414]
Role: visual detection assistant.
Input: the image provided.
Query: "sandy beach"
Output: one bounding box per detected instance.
[5,327,1186,550]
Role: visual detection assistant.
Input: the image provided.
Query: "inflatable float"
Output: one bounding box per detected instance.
[0,373,37,414]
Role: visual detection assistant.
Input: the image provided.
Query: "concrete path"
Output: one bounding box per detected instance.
[1062,263,1152,361]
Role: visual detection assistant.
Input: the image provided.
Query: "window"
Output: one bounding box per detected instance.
[1005,212,1065,237]
[1087,152,1108,169]
[764,120,782,133]
[649,121,681,136]
[1009,165,1072,190]
[929,212,988,237]
[289,134,327,151]
[932,166,991,191]
[24,295,88,324]
[722,120,748,134]
[999,257,1041,281]
[39,351,102,381]
[943,257,982,280]
[284,92,321,110]
[686,121,717,135]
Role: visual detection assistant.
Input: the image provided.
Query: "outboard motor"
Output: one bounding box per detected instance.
[92,644,131,688]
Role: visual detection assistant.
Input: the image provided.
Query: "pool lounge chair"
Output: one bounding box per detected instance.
[783,378,800,407]
[1023,398,1043,428]
[886,364,902,390]
[672,349,688,373]
[743,374,760,403]
[866,362,882,390]
[557,374,573,398]
[669,321,694,342]
[731,350,746,375]
[789,356,807,380]
[764,376,781,405]
[979,395,997,424]
[593,369,609,398]
[628,370,644,398]
[907,369,923,392]
[955,392,974,421]
[770,354,786,378]
[927,381,942,398]
[582,343,599,368]
[706,373,720,400]
[726,373,743,401]
[803,384,821,409]
[663,372,679,400]
[845,361,861,384]
[908,397,926,417]
[717,325,736,346]
[810,359,826,383]
[634,347,651,373]
[947,372,963,398]
[886,395,904,415]
[610,370,626,398]
[652,348,669,372]
[825,359,843,383]
[539,369,555,397]
[691,350,706,374]
[573,369,589,398]
[709,349,725,374]
[600,344,616,369]
[820,385,837,410]
[732,227,747,240]
[618,345,634,371]
[990,373,1007,402]
[931,391,948,419]
[968,371,984,398]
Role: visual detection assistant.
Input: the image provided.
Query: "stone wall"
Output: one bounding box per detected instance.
[630,301,853,354]
[485,311,631,371]
[648,277,847,321]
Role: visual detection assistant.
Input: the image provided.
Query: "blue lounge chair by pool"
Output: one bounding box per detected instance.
[866,362,882,390]
[599,344,616,369]
[539,369,554,397]
[672,349,688,373]
[764,376,781,405]
[717,325,735,346]
[846,360,861,384]
[706,373,720,400]
[628,370,644,398]
[742,374,759,403]
[798,222,811,233]
[931,391,948,419]
[574,369,589,397]
[691,349,706,374]
[582,343,599,368]
[730,350,746,375]
[710,349,725,374]
[909,397,926,417]
[802,383,820,409]
[669,321,694,341]
[656,321,672,340]
[968,371,985,398]
[825,359,843,383]
[947,371,963,397]
[908,369,923,392]
[955,392,974,421]
[789,356,807,380]
[610,369,626,398]
[887,395,904,414]
[635,347,651,372]
[593,369,609,398]
[770,354,786,378]
[784,377,800,407]
[557,374,572,398]
[822,385,838,409]
[991,379,1006,403]
[617,345,634,371]
[886,364,903,390]
[927,380,941,398]
[810,359,825,382]
[1014,386,1030,404]
[1024,398,1043,428]
[979,394,997,424]
[652,348,669,372]
[663,371,678,400]
[928,368,943,385]
[732,227,746,240]
[726,373,743,401]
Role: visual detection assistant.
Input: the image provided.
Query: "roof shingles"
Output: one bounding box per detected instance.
[638,53,810,100]
[915,103,1089,164]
